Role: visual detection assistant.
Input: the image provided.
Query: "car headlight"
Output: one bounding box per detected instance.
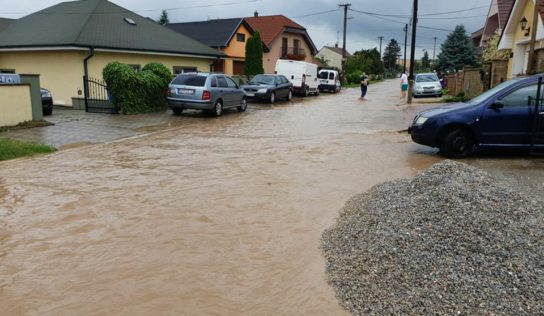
[257,88,268,93]
[415,116,428,125]
[414,84,422,90]
[41,91,51,98]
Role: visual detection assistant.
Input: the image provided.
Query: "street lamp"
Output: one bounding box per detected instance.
[520,16,530,36]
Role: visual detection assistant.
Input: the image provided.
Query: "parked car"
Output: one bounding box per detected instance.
[167,73,247,116]
[241,74,293,103]
[275,59,319,96]
[318,69,341,93]
[41,88,53,116]
[412,73,442,97]
[408,74,544,158]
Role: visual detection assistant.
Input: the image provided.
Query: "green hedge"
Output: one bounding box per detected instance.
[103,62,171,114]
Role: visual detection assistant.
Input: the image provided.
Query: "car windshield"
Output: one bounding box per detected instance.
[172,75,207,86]
[250,75,275,85]
[466,77,526,105]
[416,74,438,82]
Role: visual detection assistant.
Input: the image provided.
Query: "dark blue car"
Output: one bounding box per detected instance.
[409,74,544,157]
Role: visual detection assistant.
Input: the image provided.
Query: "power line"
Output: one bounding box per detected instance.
[0,0,264,15]
[292,9,339,19]
[419,15,486,20]
[347,5,487,19]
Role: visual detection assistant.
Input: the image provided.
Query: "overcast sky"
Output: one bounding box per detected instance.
[2,0,492,58]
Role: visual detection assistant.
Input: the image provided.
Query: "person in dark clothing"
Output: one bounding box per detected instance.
[360,72,369,99]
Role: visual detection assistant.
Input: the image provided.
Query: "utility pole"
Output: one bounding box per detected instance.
[407,0,418,104]
[432,36,437,67]
[403,24,408,74]
[378,36,384,58]
[339,3,351,79]
[527,2,539,74]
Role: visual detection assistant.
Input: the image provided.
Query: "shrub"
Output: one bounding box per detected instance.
[443,91,469,103]
[346,71,362,84]
[103,62,171,114]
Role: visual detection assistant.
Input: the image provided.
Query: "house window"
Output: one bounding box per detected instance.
[293,39,300,53]
[173,66,198,75]
[236,33,245,42]
[128,64,141,72]
[0,69,15,74]
[282,37,288,56]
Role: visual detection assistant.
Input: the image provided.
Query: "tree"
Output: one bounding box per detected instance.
[382,39,401,72]
[158,10,169,25]
[244,32,264,76]
[345,48,384,75]
[315,55,330,67]
[421,51,431,70]
[436,25,478,72]
[482,28,510,62]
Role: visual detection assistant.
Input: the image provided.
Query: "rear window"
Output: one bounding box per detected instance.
[318,72,328,79]
[416,74,439,82]
[172,75,207,86]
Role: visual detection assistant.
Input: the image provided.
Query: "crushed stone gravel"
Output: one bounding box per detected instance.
[321,160,543,315]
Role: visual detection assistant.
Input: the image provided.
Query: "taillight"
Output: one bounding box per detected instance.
[202,90,211,100]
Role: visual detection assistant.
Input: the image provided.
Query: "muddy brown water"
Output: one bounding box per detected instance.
[0,80,541,315]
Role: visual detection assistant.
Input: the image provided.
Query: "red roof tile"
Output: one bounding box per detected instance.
[245,15,305,47]
[497,0,514,28]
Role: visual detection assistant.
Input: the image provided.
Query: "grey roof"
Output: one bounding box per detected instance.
[0,18,14,31]
[167,18,247,48]
[0,0,224,58]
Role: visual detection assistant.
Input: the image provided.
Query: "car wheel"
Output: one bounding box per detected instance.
[43,108,52,116]
[212,100,223,117]
[304,86,309,97]
[237,98,247,112]
[315,89,320,96]
[286,90,293,101]
[172,108,183,115]
[440,129,474,158]
[438,93,443,98]
[269,92,276,104]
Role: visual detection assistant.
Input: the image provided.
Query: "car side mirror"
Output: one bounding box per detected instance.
[490,100,504,110]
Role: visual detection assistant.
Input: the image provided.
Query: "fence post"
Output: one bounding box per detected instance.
[83,75,89,112]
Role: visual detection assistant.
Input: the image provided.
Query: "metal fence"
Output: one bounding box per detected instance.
[83,76,117,114]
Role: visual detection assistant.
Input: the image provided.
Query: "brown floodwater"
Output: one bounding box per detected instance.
[0,80,540,315]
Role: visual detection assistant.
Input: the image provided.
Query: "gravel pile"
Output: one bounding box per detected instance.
[321,160,543,315]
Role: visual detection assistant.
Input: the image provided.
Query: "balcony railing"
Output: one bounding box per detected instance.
[280,47,306,60]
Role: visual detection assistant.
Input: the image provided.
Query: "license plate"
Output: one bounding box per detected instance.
[320,80,327,83]
[178,89,194,95]
[245,93,255,97]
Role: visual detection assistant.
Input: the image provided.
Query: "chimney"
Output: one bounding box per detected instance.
[254,11,259,17]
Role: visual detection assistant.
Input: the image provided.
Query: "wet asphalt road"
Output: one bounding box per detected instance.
[0,79,542,315]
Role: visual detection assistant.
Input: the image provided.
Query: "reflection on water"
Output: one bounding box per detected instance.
[0,80,539,315]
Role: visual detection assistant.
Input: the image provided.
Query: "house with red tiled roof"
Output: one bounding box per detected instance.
[473,0,514,57]
[498,0,544,77]
[315,45,352,70]
[245,12,318,73]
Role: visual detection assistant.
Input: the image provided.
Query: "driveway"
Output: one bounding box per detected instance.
[0,79,542,315]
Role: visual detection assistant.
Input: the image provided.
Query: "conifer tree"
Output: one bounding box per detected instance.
[436,25,477,72]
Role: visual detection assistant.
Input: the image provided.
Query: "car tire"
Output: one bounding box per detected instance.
[440,128,474,158]
[438,93,443,98]
[212,100,223,117]
[286,90,293,101]
[304,86,309,97]
[315,89,320,96]
[269,92,276,104]
[43,108,52,116]
[237,98,247,112]
[172,108,183,115]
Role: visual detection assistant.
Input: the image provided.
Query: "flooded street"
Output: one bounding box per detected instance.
[0,79,542,315]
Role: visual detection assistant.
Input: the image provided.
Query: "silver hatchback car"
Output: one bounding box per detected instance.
[167,73,247,116]
[412,73,443,98]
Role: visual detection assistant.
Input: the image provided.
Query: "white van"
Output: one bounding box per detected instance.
[275,59,319,97]
[318,69,341,93]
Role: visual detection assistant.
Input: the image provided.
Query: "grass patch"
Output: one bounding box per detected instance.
[0,138,55,161]
[442,92,469,103]
[0,120,53,133]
